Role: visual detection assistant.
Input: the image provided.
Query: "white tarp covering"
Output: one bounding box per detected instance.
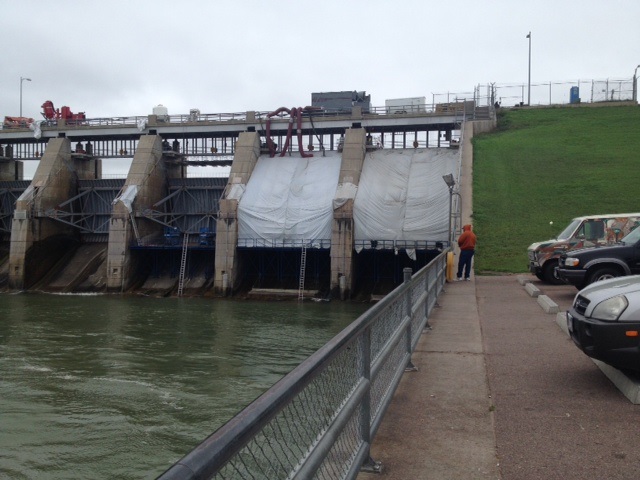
[29,121,42,139]
[225,183,246,201]
[113,184,138,213]
[333,182,357,209]
[136,118,148,132]
[238,151,341,247]
[354,148,459,244]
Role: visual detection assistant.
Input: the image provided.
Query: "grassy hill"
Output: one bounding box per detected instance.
[472,104,640,274]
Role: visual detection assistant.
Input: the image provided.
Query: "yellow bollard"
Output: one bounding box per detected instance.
[446,251,455,282]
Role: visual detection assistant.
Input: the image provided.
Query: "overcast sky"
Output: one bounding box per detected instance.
[1,0,639,121]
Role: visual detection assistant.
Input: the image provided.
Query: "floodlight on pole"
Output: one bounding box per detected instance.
[526,32,531,106]
[442,173,455,188]
[442,174,457,246]
[20,77,32,117]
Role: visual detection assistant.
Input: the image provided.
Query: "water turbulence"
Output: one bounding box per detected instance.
[0,293,367,479]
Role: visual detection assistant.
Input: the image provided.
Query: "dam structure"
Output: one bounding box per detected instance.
[0,101,495,297]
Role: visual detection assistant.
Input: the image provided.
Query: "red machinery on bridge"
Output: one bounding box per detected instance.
[2,116,34,128]
[41,100,86,122]
[3,100,87,128]
[265,106,322,158]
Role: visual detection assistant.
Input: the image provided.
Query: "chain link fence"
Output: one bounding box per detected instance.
[433,77,636,108]
[158,251,448,479]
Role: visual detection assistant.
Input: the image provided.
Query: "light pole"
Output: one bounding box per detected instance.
[442,174,457,246]
[526,32,531,106]
[634,65,640,103]
[20,77,32,117]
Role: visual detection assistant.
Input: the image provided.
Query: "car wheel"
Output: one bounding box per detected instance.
[587,267,622,286]
[535,271,545,281]
[542,260,564,285]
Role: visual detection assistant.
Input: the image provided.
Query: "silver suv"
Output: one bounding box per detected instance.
[566,275,640,372]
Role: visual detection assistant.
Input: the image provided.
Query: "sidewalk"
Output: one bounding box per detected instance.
[358,275,499,480]
[359,275,640,479]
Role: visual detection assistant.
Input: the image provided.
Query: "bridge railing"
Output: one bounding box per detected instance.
[158,250,448,480]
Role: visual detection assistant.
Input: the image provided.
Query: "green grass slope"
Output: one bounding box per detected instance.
[472,104,640,274]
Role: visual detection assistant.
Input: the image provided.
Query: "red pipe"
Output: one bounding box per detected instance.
[266,107,290,157]
[279,107,296,157]
[264,106,321,158]
[296,107,313,158]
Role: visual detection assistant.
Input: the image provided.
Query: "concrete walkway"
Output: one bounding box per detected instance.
[358,275,499,480]
[359,275,640,479]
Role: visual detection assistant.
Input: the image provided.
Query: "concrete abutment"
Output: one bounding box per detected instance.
[331,128,367,299]
[8,138,100,289]
[106,135,182,292]
[213,132,261,295]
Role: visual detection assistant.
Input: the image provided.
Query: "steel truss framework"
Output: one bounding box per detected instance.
[35,175,226,245]
[138,177,227,244]
[40,179,124,237]
[0,180,30,236]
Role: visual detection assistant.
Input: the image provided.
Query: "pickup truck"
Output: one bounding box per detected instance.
[557,225,640,289]
[528,213,640,284]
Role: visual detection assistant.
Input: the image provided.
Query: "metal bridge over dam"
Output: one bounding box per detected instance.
[0,104,494,297]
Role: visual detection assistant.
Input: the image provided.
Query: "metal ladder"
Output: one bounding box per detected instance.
[298,242,307,301]
[177,233,189,297]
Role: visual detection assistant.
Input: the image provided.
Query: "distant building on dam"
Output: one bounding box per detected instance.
[0,97,496,298]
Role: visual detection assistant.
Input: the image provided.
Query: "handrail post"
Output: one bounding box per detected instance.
[424,264,433,331]
[403,268,417,372]
[359,326,382,474]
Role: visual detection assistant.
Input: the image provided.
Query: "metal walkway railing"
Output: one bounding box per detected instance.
[158,250,448,479]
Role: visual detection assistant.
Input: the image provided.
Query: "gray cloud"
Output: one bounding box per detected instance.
[1,0,638,121]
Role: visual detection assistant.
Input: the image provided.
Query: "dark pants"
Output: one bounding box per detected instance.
[457,249,475,279]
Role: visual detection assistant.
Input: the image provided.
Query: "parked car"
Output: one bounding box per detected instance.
[528,213,640,285]
[556,224,640,290]
[566,275,640,372]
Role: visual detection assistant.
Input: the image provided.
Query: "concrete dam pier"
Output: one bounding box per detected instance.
[0,106,493,298]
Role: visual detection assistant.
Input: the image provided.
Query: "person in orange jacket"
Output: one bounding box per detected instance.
[457,224,477,281]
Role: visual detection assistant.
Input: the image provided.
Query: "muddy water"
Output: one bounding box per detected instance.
[0,293,367,479]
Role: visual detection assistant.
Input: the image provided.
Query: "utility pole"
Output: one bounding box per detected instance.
[526,32,531,106]
[20,76,32,117]
[634,65,640,103]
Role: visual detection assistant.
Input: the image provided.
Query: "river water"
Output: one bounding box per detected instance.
[0,293,368,479]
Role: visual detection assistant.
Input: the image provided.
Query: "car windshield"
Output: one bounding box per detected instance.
[557,219,582,240]
[621,226,640,244]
